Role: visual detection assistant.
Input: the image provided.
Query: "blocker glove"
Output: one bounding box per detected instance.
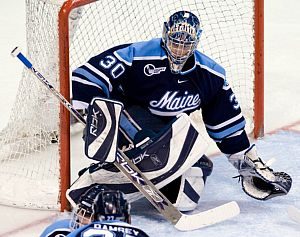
[84,97,123,164]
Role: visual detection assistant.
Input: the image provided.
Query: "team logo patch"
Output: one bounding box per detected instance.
[144,64,166,76]
[149,90,201,115]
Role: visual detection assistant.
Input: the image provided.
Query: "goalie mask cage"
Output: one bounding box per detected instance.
[0,0,263,211]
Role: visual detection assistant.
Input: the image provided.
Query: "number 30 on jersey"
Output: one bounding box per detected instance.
[99,55,125,79]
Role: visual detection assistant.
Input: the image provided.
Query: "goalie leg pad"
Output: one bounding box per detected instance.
[125,113,209,187]
[68,113,210,207]
[174,155,213,211]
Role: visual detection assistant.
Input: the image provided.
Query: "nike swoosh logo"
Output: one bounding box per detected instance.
[178,79,188,84]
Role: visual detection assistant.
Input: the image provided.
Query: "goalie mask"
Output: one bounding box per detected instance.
[70,185,131,230]
[162,11,202,74]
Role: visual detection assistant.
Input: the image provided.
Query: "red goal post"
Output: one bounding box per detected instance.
[253,0,264,139]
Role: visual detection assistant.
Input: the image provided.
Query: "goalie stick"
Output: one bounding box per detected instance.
[287,206,300,224]
[11,47,240,231]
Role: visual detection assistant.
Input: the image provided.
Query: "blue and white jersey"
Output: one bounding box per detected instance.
[72,38,250,154]
[39,219,149,237]
[68,220,149,237]
[39,219,71,237]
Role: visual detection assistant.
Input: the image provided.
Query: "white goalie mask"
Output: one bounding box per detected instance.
[162,11,202,74]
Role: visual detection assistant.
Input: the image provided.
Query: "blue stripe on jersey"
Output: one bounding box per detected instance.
[206,120,246,140]
[194,50,226,78]
[39,219,71,237]
[73,68,110,97]
[115,38,166,64]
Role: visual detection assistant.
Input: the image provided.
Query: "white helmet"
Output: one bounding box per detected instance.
[162,11,202,73]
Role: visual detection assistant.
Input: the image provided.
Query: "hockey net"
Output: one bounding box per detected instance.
[0,0,263,210]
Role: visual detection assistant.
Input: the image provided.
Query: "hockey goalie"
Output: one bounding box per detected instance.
[67,10,292,212]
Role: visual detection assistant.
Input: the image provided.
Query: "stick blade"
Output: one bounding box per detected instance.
[174,201,240,231]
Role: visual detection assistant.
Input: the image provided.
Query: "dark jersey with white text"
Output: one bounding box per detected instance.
[72,38,250,154]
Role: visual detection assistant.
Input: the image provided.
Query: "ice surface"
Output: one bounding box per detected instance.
[0,0,299,236]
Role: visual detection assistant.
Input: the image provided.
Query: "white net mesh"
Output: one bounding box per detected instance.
[0,0,256,209]
[0,0,62,209]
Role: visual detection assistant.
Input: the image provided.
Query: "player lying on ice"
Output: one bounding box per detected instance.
[67,10,292,213]
[40,185,149,237]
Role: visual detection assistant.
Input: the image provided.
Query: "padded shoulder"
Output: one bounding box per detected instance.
[114,38,167,64]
